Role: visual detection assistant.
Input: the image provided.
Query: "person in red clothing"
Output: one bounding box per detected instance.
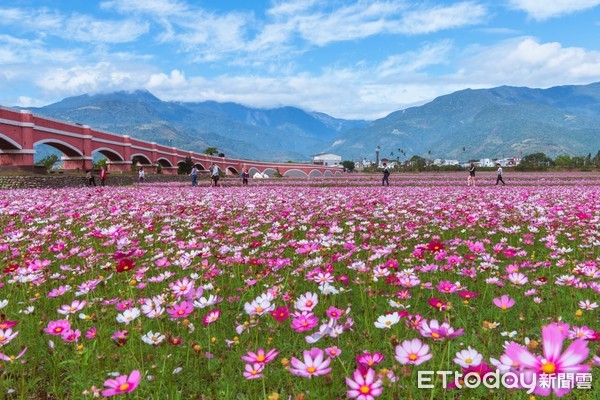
[100,166,107,186]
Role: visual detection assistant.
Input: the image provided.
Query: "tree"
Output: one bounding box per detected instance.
[341,160,355,172]
[36,154,60,171]
[409,155,427,170]
[93,158,107,169]
[178,156,194,175]
[203,147,218,156]
[520,152,553,168]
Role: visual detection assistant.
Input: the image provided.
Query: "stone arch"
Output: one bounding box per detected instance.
[226,166,239,175]
[248,167,260,176]
[194,163,206,170]
[156,157,173,167]
[262,168,277,178]
[131,153,152,165]
[334,170,343,176]
[283,169,308,178]
[92,147,124,162]
[324,170,334,177]
[33,139,83,157]
[0,133,21,150]
[309,170,324,178]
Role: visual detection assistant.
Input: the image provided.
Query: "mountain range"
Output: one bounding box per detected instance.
[22,82,600,163]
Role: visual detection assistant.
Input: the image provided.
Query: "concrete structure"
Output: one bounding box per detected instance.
[0,106,343,178]
[312,153,342,166]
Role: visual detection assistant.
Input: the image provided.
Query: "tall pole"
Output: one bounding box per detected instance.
[375,146,380,168]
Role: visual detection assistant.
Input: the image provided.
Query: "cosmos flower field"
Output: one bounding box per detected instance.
[0,172,598,399]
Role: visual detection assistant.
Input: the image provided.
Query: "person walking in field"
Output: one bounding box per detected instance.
[210,164,220,187]
[138,167,145,184]
[495,163,506,185]
[86,170,97,187]
[242,169,249,185]
[190,165,198,187]
[382,162,390,186]
[467,162,476,186]
[100,166,107,186]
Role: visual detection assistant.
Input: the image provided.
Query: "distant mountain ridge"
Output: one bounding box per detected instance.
[20,82,600,163]
[330,82,600,160]
[26,90,367,162]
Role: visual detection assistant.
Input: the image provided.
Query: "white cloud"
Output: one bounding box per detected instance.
[458,37,600,86]
[64,15,149,43]
[376,40,453,76]
[507,0,600,20]
[36,62,153,95]
[398,2,488,34]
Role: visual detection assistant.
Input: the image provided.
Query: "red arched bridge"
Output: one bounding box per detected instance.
[0,106,343,178]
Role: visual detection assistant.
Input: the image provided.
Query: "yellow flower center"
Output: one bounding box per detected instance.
[385,321,391,326]
[465,358,472,364]
[541,362,556,374]
[501,305,507,310]
[306,301,313,307]
[118,383,130,392]
[360,385,370,394]
[257,355,265,362]
[256,307,263,313]
[409,354,418,361]
[431,332,440,338]
[307,366,316,373]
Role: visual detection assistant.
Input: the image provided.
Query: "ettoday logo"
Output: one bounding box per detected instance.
[417,370,593,394]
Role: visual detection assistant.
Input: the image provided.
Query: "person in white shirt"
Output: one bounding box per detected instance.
[190,166,198,187]
[495,163,505,185]
[210,164,220,187]
[138,167,145,184]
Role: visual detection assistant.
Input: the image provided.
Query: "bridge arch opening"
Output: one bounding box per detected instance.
[92,147,124,162]
[226,166,239,176]
[34,139,83,158]
[248,167,260,176]
[194,163,206,170]
[324,170,334,177]
[309,170,324,178]
[131,154,152,166]
[156,157,173,168]
[0,133,21,150]
[283,169,308,178]
[262,168,277,178]
[334,170,343,176]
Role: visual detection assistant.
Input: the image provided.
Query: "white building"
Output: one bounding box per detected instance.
[433,159,460,166]
[478,158,495,167]
[312,153,342,166]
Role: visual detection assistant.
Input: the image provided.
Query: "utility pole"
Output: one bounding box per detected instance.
[375,146,380,168]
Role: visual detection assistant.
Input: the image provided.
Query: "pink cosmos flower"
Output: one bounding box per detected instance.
[507,272,528,285]
[60,329,81,343]
[325,346,342,358]
[356,351,385,368]
[289,348,331,378]
[436,280,458,293]
[85,327,97,339]
[325,306,343,320]
[242,363,265,379]
[57,300,86,315]
[0,329,19,347]
[241,348,279,364]
[294,292,318,312]
[102,370,141,396]
[170,277,194,297]
[269,306,290,322]
[166,301,194,319]
[504,322,591,397]
[291,311,319,332]
[493,295,515,310]
[428,298,449,311]
[394,338,432,365]
[44,319,71,336]
[346,368,384,400]
[203,309,221,325]
[419,319,464,340]
[0,346,27,363]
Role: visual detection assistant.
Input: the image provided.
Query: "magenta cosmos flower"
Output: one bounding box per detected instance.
[346,368,383,400]
[419,319,464,340]
[394,338,432,365]
[505,323,591,397]
[167,301,194,319]
[493,295,515,310]
[289,348,331,378]
[102,370,141,396]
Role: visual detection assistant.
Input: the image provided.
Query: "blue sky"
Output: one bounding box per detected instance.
[1,0,600,119]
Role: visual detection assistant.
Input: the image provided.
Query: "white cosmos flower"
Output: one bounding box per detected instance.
[141,331,165,345]
[116,308,140,325]
[374,312,401,329]
[453,347,482,368]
